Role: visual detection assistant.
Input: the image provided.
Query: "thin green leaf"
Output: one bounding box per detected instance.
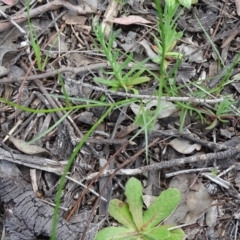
[94,77,120,87]
[125,177,143,230]
[58,73,71,107]
[130,88,139,94]
[47,94,108,105]
[124,59,148,79]
[118,53,134,73]
[0,96,114,113]
[95,227,137,240]
[205,118,218,130]
[127,68,146,82]
[51,106,115,240]
[28,111,71,144]
[143,189,181,230]
[195,15,225,68]
[128,77,151,86]
[109,199,137,229]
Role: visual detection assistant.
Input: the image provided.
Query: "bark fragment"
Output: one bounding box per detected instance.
[0,160,97,240]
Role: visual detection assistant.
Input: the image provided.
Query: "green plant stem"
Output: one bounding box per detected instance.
[152,0,165,129]
[50,105,114,240]
[0,97,111,113]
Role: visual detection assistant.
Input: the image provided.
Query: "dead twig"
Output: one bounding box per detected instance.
[0,63,109,84]
[64,78,224,104]
[180,133,230,151]
[65,141,129,221]
[0,0,95,32]
[0,147,64,174]
[85,144,240,180]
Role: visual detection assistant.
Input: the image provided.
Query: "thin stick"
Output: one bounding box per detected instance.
[85,144,240,180]
[65,142,129,221]
[1,63,109,84]
[0,0,94,32]
[64,78,224,104]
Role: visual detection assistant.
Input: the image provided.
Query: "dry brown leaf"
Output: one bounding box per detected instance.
[110,15,152,25]
[115,123,138,139]
[9,135,51,156]
[165,174,213,226]
[221,30,240,48]
[1,0,18,6]
[139,39,158,61]
[62,14,87,25]
[168,138,201,154]
[130,100,177,119]
[205,201,218,227]
[235,0,240,16]
[142,195,156,208]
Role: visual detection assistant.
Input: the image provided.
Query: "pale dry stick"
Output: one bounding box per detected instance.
[33,92,58,122]
[71,25,85,46]
[85,144,240,180]
[180,133,230,151]
[0,147,64,174]
[64,78,224,104]
[36,10,67,39]
[0,0,95,32]
[0,63,109,84]
[66,176,107,202]
[66,142,129,221]
[13,112,38,136]
[230,104,240,118]
[3,119,23,143]
[39,198,68,211]
[11,0,36,17]
[47,0,60,34]
[165,167,218,178]
[42,49,105,56]
[221,29,240,48]
[234,220,238,240]
[217,165,235,178]
[74,137,131,145]
[183,78,240,117]
[101,0,120,38]
[0,10,26,35]
[201,172,231,189]
[30,169,38,191]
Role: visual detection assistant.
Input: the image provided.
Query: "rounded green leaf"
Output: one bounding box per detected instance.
[178,0,192,8]
[95,226,137,240]
[143,189,181,230]
[109,199,137,229]
[125,177,143,230]
[144,226,170,240]
[167,228,185,240]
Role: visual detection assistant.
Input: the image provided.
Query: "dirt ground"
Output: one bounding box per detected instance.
[1,0,240,239]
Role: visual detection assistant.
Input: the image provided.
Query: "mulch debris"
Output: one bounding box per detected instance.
[1,0,240,239]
